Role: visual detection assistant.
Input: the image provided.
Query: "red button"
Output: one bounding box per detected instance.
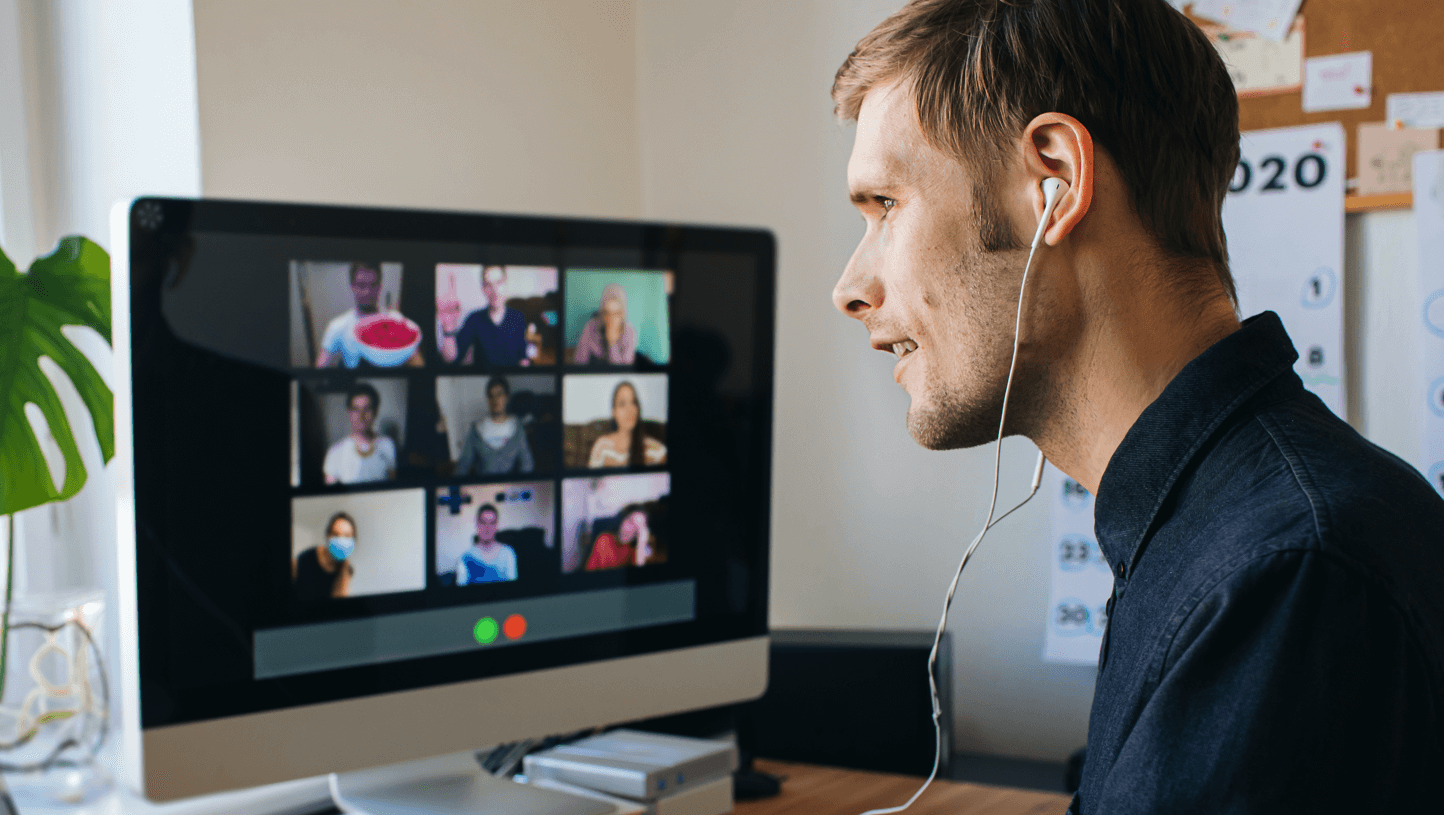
[504,614,527,640]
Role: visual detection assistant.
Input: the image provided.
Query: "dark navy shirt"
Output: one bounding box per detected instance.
[455,307,527,367]
[1070,312,1444,814]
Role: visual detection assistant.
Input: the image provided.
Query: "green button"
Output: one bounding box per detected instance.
[473,617,499,645]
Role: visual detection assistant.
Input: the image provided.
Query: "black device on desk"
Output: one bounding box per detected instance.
[111,198,775,810]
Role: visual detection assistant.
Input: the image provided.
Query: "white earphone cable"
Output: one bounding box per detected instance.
[857,183,1061,815]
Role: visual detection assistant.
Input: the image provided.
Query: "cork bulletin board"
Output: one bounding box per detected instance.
[1199,1,1444,182]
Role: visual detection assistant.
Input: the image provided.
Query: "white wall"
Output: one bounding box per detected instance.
[192,0,642,218]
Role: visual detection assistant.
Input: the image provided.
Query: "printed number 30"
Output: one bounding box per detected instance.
[1230,153,1327,194]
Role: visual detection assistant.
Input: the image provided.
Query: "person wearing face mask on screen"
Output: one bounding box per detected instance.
[830,1,1444,812]
[293,513,356,601]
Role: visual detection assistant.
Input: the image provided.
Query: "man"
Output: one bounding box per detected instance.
[456,503,518,584]
[830,1,1444,811]
[455,375,535,475]
[315,262,421,368]
[323,383,397,484]
[449,265,529,366]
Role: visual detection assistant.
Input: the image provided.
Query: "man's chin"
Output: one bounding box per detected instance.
[905,401,999,451]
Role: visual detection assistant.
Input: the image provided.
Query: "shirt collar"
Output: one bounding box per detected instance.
[1094,311,1300,580]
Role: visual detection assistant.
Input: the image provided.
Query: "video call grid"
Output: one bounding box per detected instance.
[287,260,678,611]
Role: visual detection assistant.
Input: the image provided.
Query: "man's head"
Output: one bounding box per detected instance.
[830,0,1239,450]
[345,383,380,436]
[475,503,499,544]
[349,263,382,312]
[482,266,507,310]
[486,376,511,419]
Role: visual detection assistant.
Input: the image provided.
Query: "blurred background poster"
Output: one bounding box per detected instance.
[1414,150,1444,497]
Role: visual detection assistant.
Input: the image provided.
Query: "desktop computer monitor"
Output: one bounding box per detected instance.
[111,198,774,802]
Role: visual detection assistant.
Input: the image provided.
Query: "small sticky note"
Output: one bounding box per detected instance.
[1356,123,1440,196]
[1191,0,1303,43]
[1303,52,1372,113]
[1387,92,1444,130]
[1206,18,1303,97]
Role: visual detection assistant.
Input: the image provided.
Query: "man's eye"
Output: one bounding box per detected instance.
[876,196,897,215]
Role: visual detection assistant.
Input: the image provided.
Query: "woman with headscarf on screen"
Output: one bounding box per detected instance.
[574,283,638,364]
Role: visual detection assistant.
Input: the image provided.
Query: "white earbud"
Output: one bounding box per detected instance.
[1031,177,1067,251]
[1042,176,1065,210]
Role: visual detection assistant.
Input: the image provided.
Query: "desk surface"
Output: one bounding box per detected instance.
[738,760,1071,815]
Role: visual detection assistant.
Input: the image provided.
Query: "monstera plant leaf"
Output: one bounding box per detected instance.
[0,237,113,516]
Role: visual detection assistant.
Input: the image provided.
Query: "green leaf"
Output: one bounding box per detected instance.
[0,237,113,515]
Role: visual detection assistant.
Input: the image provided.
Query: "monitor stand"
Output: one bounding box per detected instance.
[330,752,616,815]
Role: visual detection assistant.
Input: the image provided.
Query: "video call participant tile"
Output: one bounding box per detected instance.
[436,264,559,367]
[561,473,670,573]
[289,260,423,369]
[563,269,672,366]
[562,373,668,470]
[291,489,426,602]
[295,378,408,486]
[436,373,557,478]
[435,482,556,586]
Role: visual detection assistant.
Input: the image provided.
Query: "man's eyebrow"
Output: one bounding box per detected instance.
[848,180,890,205]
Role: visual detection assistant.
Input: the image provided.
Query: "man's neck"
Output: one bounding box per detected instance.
[489,304,506,323]
[1031,257,1240,495]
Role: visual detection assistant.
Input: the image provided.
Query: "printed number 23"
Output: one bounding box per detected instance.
[1230,153,1327,194]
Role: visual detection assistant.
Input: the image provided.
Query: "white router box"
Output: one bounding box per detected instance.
[527,775,734,815]
[522,729,737,801]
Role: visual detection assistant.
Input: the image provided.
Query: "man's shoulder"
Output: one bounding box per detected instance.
[1183,388,1443,550]
[321,310,356,344]
[324,437,352,459]
[1163,390,1444,657]
[1240,393,1444,545]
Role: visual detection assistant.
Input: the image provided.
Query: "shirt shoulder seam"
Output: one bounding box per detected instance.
[1252,411,1331,543]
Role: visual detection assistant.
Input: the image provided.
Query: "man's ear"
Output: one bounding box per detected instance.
[1022,113,1093,246]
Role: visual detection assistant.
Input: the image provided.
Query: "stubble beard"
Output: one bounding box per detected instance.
[905,367,1010,450]
[906,191,1026,451]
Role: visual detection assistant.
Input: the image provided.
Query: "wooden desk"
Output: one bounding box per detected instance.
[737,760,1071,815]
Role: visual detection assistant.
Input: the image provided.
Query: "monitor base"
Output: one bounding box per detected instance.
[330,752,615,815]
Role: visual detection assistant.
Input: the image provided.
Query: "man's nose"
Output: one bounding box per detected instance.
[832,243,882,320]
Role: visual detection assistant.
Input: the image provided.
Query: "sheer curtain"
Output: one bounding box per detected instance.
[0,0,202,729]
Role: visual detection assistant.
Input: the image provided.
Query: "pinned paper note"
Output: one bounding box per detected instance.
[1303,52,1372,112]
[1224,123,1347,418]
[1387,92,1444,130]
[1357,123,1440,196]
[1042,463,1110,666]
[1191,0,1303,43]
[1204,18,1303,97]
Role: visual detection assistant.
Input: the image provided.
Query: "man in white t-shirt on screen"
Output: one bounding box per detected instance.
[456,503,519,584]
[315,261,421,368]
[323,382,397,484]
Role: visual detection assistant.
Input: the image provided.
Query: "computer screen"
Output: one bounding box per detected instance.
[113,198,774,800]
